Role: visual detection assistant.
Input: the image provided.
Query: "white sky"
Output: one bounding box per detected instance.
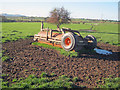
[0,0,119,20]
[0,0,119,2]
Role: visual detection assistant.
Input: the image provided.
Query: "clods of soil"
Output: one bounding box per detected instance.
[2,37,120,88]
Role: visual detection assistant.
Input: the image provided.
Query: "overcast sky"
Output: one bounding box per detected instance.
[0,0,119,20]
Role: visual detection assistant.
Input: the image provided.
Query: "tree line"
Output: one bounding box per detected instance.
[1,7,118,25]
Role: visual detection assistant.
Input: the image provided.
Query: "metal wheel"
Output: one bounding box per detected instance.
[84,35,97,49]
[61,32,76,51]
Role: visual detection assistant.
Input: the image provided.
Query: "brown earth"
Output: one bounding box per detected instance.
[2,37,120,88]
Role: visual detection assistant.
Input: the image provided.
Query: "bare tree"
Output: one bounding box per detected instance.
[47,7,71,31]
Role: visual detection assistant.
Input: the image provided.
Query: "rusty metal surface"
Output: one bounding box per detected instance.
[38,40,62,48]
[38,31,62,40]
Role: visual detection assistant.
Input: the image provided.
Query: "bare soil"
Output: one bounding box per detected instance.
[2,37,120,88]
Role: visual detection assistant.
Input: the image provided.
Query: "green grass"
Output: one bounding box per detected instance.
[2,56,10,62]
[0,53,2,58]
[50,73,56,77]
[4,72,120,89]
[32,42,78,57]
[72,77,79,82]
[97,77,120,89]
[40,72,47,78]
[81,23,119,45]
[2,73,75,88]
[2,22,41,42]
[43,23,92,30]
[94,23,118,33]
[43,23,119,45]
[2,22,119,45]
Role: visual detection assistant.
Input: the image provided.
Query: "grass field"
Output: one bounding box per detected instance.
[2,72,120,88]
[2,22,40,42]
[44,23,119,45]
[2,72,75,88]
[2,22,119,46]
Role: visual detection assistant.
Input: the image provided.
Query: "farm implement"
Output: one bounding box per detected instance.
[34,22,97,51]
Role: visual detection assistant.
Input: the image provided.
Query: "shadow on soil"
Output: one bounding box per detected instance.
[76,46,119,61]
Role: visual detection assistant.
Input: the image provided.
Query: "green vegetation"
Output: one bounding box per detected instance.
[2,73,9,77]
[32,68,36,71]
[24,69,28,72]
[2,22,119,46]
[1,21,119,89]
[12,78,17,82]
[2,73,74,88]
[40,72,47,77]
[2,56,10,62]
[2,68,120,89]
[97,77,120,89]
[2,22,42,43]
[0,53,2,58]
[32,42,78,57]
[43,22,92,30]
[51,73,56,77]
[1,15,45,22]
[72,77,79,82]
[44,23,119,46]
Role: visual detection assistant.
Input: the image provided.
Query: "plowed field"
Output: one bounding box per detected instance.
[2,37,120,88]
